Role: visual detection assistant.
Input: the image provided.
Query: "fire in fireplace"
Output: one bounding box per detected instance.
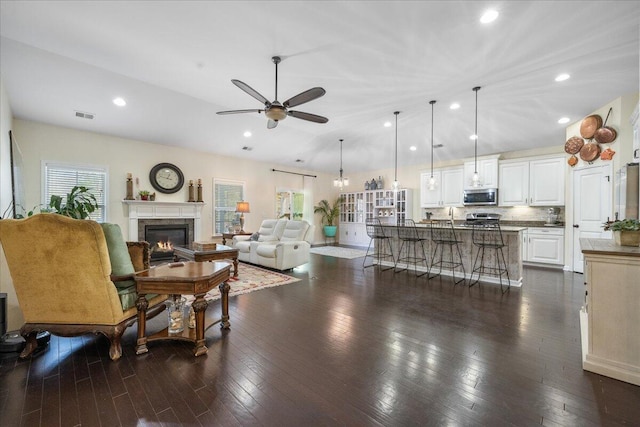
[145,224,189,261]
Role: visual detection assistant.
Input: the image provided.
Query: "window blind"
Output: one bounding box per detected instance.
[213,180,244,234]
[44,163,107,222]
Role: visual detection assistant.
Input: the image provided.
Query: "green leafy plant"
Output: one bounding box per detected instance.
[138,190,150,196]
[48,186,99,219]
[605,219,640,231]
[7,186,99,219]
[313,196,343,226]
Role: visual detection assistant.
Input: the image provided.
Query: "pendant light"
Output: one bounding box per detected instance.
[333,138,349,190]
[428,100,437,190]
[393,111,400,190]
[471,86,482,187]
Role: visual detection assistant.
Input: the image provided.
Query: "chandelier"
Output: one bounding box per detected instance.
[333,138,349,189]
[471,86,482,187]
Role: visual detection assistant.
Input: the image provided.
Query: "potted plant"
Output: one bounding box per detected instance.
[314,197,343,237]
[605,219,640,246]
[5,185,100,219]
[139,190,150,201]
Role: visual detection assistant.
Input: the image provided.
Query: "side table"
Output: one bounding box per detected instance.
[134,261,231,356]
[221,231,252,245]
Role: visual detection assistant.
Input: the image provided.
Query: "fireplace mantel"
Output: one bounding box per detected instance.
[122,200,205,241]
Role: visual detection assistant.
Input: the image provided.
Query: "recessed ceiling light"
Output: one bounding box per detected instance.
[555,73,570,82]
[295,159,304,163]
[384,121,392,128]
[558,117,570,124]
[434,144,444,148]
[409,146,417,151]
[242,146,252,151]
[450,103,460,110]
[243,131,252,137]
[112,97,126,107]
[480,10,499,24]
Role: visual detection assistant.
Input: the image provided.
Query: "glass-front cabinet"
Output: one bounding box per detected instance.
[339,189,413,246]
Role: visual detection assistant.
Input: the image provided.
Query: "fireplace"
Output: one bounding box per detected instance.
[144,224,189,261]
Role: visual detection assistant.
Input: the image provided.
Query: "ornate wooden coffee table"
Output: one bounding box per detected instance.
[173,243,240,277]
[134,261,231,356]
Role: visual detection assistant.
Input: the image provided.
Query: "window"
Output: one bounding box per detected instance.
[213,179,245,234]
[43,162,108,222]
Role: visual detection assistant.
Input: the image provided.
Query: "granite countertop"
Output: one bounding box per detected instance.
[418,219,564,229]
[580,238,640,257]
[394,221,527,232]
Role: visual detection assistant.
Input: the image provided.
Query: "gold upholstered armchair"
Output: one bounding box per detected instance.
[0,214,167,360]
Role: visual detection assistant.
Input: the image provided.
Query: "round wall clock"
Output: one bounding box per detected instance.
[149,163,184,194]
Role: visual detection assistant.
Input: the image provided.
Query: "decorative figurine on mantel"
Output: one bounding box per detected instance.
[197,179,203,202]
[125,173,135,200]
[188,180,195,202]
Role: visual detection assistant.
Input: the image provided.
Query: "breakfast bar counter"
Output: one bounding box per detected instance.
[375,222,526,287]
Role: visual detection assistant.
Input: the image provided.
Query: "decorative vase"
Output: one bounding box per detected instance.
[613,230,640,246]
[323,225,337,237]
[378,176,384,189]
[365,181,370,190]
[371,178,377,190]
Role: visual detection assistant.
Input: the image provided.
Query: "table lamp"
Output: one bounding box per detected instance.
[235,201,250,232]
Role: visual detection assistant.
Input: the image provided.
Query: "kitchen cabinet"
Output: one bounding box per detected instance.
[463,157,499,189]
[420,167,463,208]
[339,192,364,224]
[523,227,564,265]
[339,222,368,246]
[499,156,565,206]
[373,189,412,225]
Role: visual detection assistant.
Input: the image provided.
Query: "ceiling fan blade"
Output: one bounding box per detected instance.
[283,87,326,108]
[216,109,263,115]
[267,119,278,129]
[231,79,271,106]
[287,110,329,124]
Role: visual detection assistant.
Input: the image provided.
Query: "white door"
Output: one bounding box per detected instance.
[572,164,613,273]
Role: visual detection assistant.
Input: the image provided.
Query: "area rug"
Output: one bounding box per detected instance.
[310,246,368,259]
[184,262,300,303]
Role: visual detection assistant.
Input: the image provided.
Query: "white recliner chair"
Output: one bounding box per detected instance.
[232,219,314,270]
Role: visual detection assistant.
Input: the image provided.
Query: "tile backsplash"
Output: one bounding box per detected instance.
[423,206,565,223]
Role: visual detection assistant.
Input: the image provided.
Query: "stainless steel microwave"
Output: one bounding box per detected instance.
[463,188,498,206]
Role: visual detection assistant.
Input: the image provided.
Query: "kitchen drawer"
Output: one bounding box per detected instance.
[527,227,564,236]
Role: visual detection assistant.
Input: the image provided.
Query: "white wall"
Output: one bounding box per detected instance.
[0,76,21,330]
[3,118,337,330]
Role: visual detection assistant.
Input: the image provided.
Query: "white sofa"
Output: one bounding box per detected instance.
[232,219,315,270]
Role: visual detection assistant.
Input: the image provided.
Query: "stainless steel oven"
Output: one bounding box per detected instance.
[463,188,498,206]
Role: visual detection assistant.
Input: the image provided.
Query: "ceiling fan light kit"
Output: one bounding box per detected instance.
[217,56,328,129]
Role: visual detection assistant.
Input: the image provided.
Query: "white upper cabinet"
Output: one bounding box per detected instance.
[420,167,463,207]
[499,161,529,206]
[528,157,565,206]
[463,157,499,189]
[499,156,564,206]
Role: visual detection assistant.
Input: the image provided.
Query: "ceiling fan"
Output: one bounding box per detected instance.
[217,56,328,129]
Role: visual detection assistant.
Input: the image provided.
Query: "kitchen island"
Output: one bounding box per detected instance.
[374,222,526,287]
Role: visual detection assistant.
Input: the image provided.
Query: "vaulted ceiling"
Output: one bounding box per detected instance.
[1,1,638,174]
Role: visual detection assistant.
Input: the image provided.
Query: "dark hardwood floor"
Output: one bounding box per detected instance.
[1,253,639,426]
